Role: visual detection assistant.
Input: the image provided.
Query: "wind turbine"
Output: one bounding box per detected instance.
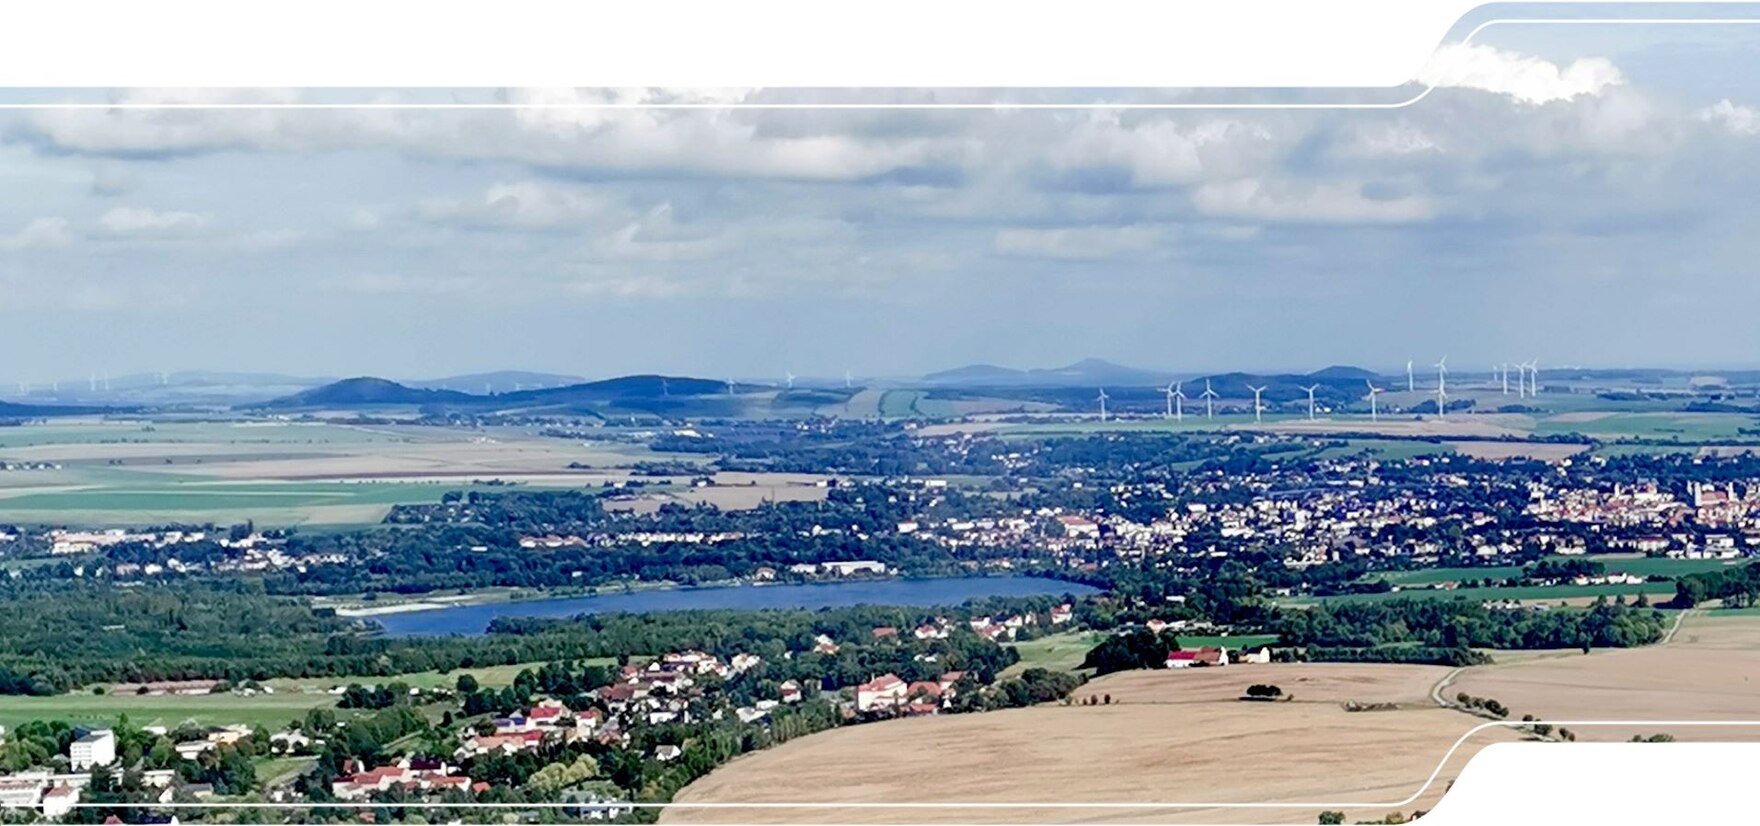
[727,378,737,396]
[1163,382,1178,419]
[1526,359,1538,396]
[1500,363,1509,395]
[1433,357,1449,420]
[1200,379,1218,420]
[844,370,853,390]
[1302,384,1321,421]
[1095,388,1110,422]
[1406,360,1415,393]
[1247,385,1268,424]
[1512,362,1527,399]
[1365,381,1383,422]
[1173,382,1187,422]
[660,377,670,397]
[784,371,796,390]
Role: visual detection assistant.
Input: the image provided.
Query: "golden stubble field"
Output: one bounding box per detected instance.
[664,664,1516,825]
[1449,610,1760,743]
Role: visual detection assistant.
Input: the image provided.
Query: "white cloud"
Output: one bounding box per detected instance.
[89,166,140,197]
[1418,44,1623,105]
[99,206,209,238]
[1047,115,1274,187]
[419,181,623,230]
[1340,123,1440,157]
[1698,99,1760,135]
[1192,179,1434,224]
[0,217,73,250]
[992,225,1166,261]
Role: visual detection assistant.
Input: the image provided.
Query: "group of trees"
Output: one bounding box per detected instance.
[1274,598,1670,652]
[1671,562,1760,608]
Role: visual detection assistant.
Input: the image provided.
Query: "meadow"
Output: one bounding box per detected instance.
[0,661,545,732]
[0,691,338,732]
[1365,554,1737,587]
[1290,582,1676,606]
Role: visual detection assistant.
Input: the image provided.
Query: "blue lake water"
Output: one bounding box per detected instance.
[369,575,1098,636]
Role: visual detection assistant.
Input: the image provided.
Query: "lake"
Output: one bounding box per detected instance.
[370,575,1097,636]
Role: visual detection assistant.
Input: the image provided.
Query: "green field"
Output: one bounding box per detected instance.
[0,419,639,527]
[999,631,1104,677]
[0,658,595,732]
[263,660,613,693]
[876,390,924,419]
[1307,439,1456,461]
[1000,631,1279,678]
[1173,634,1279,650]
[1294,582,1674,606]
[1368,555,1739,587]
[0,481,503,513]
[0,691,339,732]
[1532,412,1755,441]
[255,755,320,787]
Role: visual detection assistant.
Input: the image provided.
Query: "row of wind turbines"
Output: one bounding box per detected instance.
[1095,358,1543,424]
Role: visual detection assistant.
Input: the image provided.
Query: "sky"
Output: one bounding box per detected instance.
[5,18,1760,383]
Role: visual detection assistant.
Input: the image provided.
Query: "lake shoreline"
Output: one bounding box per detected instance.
[364,574,1097,636]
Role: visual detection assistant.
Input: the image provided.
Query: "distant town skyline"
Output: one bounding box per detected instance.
[5,17,1760,381]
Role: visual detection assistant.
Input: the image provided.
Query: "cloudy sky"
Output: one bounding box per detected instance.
[4,19,1760,383]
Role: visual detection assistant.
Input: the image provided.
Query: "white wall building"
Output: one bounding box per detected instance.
[69,730,116,771]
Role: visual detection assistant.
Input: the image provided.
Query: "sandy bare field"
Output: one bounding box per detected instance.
[1258,416,1532,439]
[1446,442,1588,461]
[664,664,1514,825]
[1449,611,1760,743]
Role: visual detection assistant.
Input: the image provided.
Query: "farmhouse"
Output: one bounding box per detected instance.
[855,673,908,711]
[1166,647,1229,669]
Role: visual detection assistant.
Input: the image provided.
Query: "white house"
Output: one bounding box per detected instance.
[855,673,908,711]
[69,730,116,771]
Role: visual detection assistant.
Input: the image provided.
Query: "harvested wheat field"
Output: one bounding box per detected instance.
[1446,441,1587,461]
[1257,416,1531,439]
[664,664,1516,825]
[1449,611,1760,743]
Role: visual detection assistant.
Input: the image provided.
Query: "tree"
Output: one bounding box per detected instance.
[1318,812,1345,825]
[1080,630,1174,676]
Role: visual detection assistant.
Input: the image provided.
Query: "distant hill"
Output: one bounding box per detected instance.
[0,400,120,417]
[924,358,1174,388]
[409,371,586,395]
[256,377,479,409]
[1307,365,1381,381]
[501,375,732,404]
[920,364,1029,385]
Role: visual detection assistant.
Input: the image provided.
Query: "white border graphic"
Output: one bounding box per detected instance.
[24,6,1760,824]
